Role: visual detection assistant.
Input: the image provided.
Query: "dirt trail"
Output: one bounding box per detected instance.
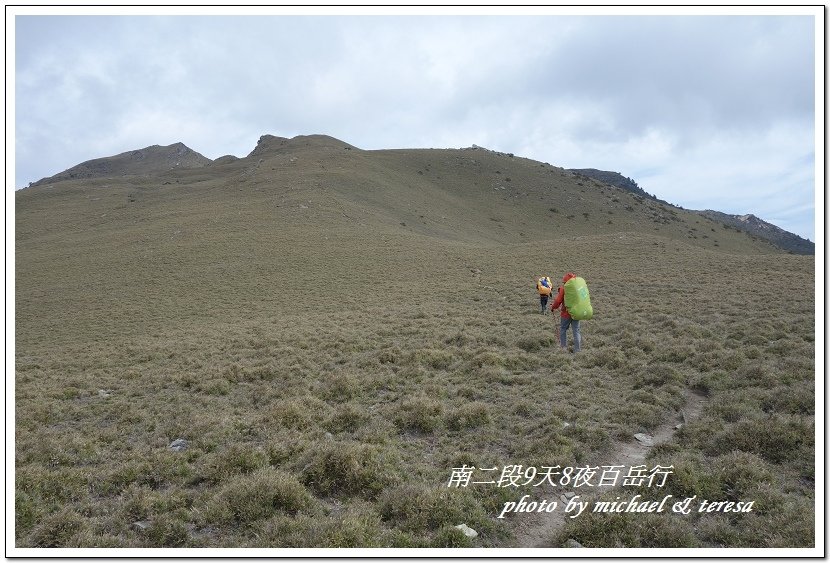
[509,389,707,548]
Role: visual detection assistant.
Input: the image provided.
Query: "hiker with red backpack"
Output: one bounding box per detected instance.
[550,272,593,352]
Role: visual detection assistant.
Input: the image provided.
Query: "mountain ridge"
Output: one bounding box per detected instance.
[22,134,810,254]
[567,168,657,201]
[565,167,813,255]
[696,210,814,255]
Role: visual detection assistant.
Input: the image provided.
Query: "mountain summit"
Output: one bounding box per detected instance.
[247,134,358,158]
[30,142,211,186]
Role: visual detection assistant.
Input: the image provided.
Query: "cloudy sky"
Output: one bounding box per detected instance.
[11,7,820,241]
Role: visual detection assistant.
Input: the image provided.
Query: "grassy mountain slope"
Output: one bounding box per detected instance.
[15,135,815,549]
[15,135,784,350]
[567,167,814,255]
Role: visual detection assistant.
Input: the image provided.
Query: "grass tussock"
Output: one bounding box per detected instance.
[298,441,400,498]
[556,509,700,548]
[379,484,490,533]
[393,395,443,433]
[199,468,315,525]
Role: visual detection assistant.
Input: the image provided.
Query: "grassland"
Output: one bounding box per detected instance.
[14,137,816,550]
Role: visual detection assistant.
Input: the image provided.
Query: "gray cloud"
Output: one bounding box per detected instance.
[13,12,817,240]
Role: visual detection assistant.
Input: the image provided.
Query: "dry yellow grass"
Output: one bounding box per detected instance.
[14,138,815,549]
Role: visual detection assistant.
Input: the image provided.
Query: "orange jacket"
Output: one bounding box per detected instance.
[550,272,577,318]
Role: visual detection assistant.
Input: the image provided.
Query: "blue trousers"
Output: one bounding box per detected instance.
[560,317,581,352]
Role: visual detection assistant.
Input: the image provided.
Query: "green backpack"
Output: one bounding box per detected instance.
[564,277,593,320]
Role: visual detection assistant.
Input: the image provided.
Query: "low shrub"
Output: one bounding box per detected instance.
[15,491,39,535]
[299,441,398,498]
[507,432,581,468]
[320,372,359,402]
[705,394,758,423]
[17,466,88,505]
[324,509,387,548]
[144,513,190,547]
[253,514,327,548]
[697,496,815,547]
[563,423,611,453]
[760,383,814,415]
[393,396,443,433]
[608,401,664,432]
[201,468,314,525]
[636,363,684,387]
[648,453,723,500]
[266,396,330,430]
[266,434,312,467]
[557,509,699,548]
[379,484,488,534]
[26,508,86,547]
[254,510,394,548]
[584,347,625,369]
[469,351,504,369]
[446,402,491,430]
[376,347,401,365]
[412,348,455,370]
[325,403,372,433]
[431,524,474,547]
[685,414,813,464]
[200,443,269,482]
[516,335,554,352]
[96,460,160,496]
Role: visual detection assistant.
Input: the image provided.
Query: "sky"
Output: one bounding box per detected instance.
[10,7,821,241]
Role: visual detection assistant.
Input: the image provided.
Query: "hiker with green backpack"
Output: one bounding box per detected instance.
[550,272,593,352]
